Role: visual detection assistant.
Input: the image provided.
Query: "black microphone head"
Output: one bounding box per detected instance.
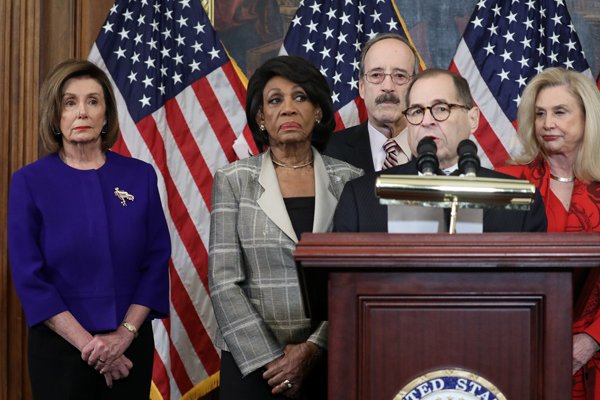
[416,137,439,175]
[417,137,437,156]
[457,139,480,176]
[457,139,478,156]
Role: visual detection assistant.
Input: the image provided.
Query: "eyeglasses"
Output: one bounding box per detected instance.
[403,102,471,125]
[363,70,412,86]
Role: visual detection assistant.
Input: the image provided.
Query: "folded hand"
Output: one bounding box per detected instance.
[573,333,600,374]
[100,355,133,388]
[81,329,134,370]
[262,342,322,398]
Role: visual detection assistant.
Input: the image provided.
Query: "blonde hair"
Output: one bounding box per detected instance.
[516,67,600,183]
[39,60,119,153]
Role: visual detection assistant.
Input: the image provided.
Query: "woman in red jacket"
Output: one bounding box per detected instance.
[497,67,600,399]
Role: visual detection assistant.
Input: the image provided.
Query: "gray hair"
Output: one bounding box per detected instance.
[359,32,419,78]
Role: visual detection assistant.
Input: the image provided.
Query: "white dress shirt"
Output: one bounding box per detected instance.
[368,123,411,171]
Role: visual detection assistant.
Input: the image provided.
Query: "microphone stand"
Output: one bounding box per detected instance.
[449,196,459,234]
[448,139,481,234]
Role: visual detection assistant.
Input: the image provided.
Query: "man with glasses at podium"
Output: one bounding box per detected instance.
[333,68,547,233]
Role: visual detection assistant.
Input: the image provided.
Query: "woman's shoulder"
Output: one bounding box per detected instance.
[496,158,544,181]
[106,150,152,170]
[106,151,161,180]
[320,154,363,177]
[12,153,60,179]
[215,153,263,176]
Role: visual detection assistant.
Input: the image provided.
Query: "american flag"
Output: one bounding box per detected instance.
[88,0,256,398]
[450,0,592,168]
[280,0,423,131]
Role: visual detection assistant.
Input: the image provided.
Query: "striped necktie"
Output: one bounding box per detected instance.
[383,138,400,169]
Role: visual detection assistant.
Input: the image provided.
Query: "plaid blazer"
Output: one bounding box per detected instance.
[208,148,362,376]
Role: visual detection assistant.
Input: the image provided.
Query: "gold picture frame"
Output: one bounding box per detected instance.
[201,0,213,23]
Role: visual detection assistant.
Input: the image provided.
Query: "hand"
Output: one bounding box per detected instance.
[262,342,322,398]
[573,333,600,374]
[81,328,134,368]
[100,355,133,388]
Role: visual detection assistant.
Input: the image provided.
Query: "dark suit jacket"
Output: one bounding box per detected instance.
[334,159,548,233]
[324,122,376,173]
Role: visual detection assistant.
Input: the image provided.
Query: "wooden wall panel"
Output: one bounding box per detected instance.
[78,0,116,58]
[40,1,75,76]
[1,1,113,399]
[3,2,40,399]
[0,0,11,397]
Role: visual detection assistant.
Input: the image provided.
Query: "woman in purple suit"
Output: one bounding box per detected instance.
[8,60,170,399]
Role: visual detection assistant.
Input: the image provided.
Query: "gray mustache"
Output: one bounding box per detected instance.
[375,93,400,105]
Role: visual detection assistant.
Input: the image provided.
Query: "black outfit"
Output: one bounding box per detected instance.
[219,196,326,400]
[219,351,287,400]
[28,322,154,400]
[284,196,316,240]
[324,123,375,173]
[333,159,548,233]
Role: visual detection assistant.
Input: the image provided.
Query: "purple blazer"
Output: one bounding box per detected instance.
[8,151,170,332]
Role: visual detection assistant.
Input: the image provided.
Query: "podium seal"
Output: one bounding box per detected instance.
[393,368,507,400]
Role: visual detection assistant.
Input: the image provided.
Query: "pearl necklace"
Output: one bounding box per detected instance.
[550,173,575,183]
[272,156,313,169]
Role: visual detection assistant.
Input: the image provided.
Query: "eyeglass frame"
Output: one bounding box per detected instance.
[403,102,471,125]
[362,69,413,86]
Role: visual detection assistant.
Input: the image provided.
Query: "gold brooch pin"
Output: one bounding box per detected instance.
[114,187,135,206]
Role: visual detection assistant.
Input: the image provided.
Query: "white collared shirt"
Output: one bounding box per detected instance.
[442,164,459,175]
[367,122,411,171]
[416,164,459,176]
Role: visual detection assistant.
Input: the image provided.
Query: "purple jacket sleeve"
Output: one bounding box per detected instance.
[8,169,69,326]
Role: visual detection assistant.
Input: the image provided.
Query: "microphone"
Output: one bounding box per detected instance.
[457,139,481,177]
[416,137,439,176]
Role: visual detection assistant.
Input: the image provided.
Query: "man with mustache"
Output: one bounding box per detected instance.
[333,69,547,233]
[324,33,419,172]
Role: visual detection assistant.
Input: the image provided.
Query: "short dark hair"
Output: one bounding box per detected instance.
[245,55,335,152]
[359,33,420,78]
[405,68,474,109]
[39,59,119,153]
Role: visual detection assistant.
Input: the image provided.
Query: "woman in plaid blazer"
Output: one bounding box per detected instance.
[208,56,362,399]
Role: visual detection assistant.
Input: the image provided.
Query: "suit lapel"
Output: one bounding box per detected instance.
[313,150,337,233]
[377,160,419,231]
[348,123,375,173]
[257,151,298,243]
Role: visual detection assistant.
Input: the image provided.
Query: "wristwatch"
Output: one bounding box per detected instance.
[121,322,139,338]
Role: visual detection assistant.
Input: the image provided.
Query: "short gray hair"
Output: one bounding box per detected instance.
[359,33,419,78]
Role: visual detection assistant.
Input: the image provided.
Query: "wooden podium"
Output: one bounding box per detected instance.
[295,232,600,400]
